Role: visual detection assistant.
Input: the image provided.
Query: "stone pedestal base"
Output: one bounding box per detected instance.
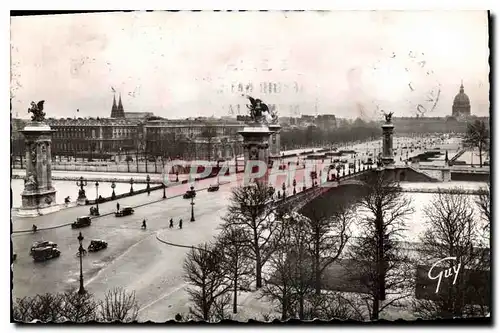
[20,188,58,217]
[16,204,61,217]
[77,198,87,206]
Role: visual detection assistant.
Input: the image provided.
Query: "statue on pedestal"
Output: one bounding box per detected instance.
[384,111,394,124]
[27,100,46,122]
[246,96,278,124]
[24,172,37,191]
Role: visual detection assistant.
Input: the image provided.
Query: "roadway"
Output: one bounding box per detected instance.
[12,180,233,312]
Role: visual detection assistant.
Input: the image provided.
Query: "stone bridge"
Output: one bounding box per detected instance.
[274,169,370,213]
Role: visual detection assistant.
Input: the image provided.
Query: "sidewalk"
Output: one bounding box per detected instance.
[11,177,222,233]
[11,169,191,183]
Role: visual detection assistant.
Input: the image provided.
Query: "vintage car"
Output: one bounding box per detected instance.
[183,190,196,199]
[12,253,17,262]
[207,184,220,192]
[115,207,134,217]
[72,216,92,229]
[348,163,355,169]
[30,240,58,255]
[88,239,108,252]
[32,247,61,262]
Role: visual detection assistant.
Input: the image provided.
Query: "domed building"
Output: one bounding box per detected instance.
[452,81,471,118]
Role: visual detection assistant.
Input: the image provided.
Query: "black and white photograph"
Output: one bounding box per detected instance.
[9,10,491,323]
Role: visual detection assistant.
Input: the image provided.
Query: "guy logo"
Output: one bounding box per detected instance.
[427,257,461,293]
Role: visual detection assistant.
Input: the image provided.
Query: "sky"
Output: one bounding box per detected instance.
[10,11,490,120]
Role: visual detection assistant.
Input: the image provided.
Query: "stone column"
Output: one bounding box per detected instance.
[381,122,395,166]
[18,122,59,217]
[239,122,272,186]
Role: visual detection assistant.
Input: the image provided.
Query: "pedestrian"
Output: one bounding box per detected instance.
[179,219,183,229]
[142,219,147,229]
[117,202,120,212]
[169,218,174,228]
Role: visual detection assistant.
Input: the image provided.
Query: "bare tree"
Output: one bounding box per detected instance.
[476,183,491,233]
[415,189,490,319]
[13,293,64,323]
[61,291,98,322]
[216,226,254,314]
[463,119,489,167]
[260,238,296,320]
[97,287,139,322]
[183,243,231,321]
[281,213,316,319]
[302,201,353,295]
[222,182,280,289]
[12,289,141,323]
[346,169,415,320]
[304,292,365,321]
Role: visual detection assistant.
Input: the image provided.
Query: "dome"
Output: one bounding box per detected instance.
[453,83,470,107]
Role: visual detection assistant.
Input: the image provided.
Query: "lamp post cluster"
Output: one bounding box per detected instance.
[111,181,116,200]
[77,232,86,295]
[94,181,100,215]
[129,178,134,194]
[190,186,196,222]
[76,176,88,201]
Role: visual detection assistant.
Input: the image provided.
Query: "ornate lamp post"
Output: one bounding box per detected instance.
[190,186,196,222]
[111,181,116,200]
[95,181,100,215]
[76,176,88,201]
[77,232,86,294]
[293,179,296,195]
[162,182,166,199]
[175,171,179,182]
[282,182,286,199]
[129,178,134,194]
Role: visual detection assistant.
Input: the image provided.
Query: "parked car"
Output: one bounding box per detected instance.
[32,247,61,262]
[115,207,134,217]
[183,190,196,199]
[12,253,17,262]
[72,216,92,229]
[88,239,108,252]
[207,184,219,192]
[30,240,58,255]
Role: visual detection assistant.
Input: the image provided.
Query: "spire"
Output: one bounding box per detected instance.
[117,93,125,117]
[118,93,123,111]
[460,80,464,93]
[111,94,118,118]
